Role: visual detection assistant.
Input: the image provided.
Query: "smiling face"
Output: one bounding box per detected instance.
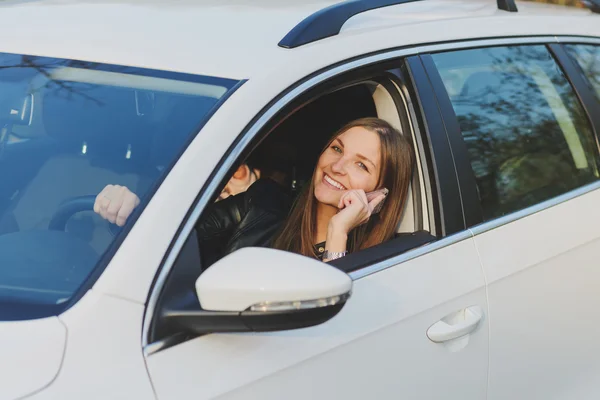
[313,126,382,208]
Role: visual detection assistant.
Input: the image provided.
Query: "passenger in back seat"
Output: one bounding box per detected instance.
[96,141,294,266]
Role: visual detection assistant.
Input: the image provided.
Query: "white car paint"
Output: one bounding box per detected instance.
[146,236,489,400]
[0,0,595,81]
[197,248,352,312]
[0,318,66,400]
[472,184,600,400]
[27,291,155,400]
[0,0,597,399]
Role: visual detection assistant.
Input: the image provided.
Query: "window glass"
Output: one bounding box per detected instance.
[564,44,600,102]
[0,53,238,320]
[431,45,600,221]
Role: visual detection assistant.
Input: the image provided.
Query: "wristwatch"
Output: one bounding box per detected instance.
[322,250,348,261]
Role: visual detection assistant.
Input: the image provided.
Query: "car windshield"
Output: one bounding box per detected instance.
[0,53,239,320]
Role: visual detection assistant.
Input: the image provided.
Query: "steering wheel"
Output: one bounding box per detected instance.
[49,195,121,235]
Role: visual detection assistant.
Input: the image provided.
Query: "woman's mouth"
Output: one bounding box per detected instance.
[323,174,347,190]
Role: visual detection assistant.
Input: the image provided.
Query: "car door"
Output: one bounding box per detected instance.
[143,56,490,400]
[428,40,600,399]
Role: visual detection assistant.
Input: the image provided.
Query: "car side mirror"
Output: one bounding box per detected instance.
[162,247,352,334]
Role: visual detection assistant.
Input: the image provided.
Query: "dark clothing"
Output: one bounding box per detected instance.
[196,178,292,266]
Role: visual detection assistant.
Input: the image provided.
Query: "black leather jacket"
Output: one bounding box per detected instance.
[196,178,292,266]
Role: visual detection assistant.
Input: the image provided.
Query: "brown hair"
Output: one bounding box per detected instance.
[272,117,415,258]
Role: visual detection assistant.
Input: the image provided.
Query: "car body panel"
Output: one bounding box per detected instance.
[146,236,489,400]
[27,291,155,400]
[0,317,66,399]
[0,0,596,80]
[0,0,598,398]
[472,184,600,400]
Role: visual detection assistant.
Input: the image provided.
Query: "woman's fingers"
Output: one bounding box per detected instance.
[338,190,369,210]
[341,190,370,224]
[355,190,372,224]
[347,190,374,225]
[343,193,354,208]
[338,191,350,209]
[356,190,369,209]
[347,190,369,211]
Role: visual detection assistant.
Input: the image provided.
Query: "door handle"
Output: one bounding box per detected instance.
[427,306,483,343]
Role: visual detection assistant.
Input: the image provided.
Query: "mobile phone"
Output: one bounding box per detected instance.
[366,188,389,214]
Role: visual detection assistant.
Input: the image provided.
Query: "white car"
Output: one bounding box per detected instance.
[1,0,600,399]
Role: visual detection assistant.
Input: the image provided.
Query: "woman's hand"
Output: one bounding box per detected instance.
[329,189,386,235]
[94,184,140,226]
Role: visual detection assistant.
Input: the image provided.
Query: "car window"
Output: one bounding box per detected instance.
[431,45,600,221]
[0,53,239,321]
[564,44,600,102]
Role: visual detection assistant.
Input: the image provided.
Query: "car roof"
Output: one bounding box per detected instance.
[0,0,597,80]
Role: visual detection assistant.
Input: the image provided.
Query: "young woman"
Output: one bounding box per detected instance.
[94,117,414,262]
[272,117,414,261]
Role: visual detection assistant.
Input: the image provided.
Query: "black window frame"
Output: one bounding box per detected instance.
[424,41,600,229]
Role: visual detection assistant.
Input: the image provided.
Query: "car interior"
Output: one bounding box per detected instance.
[0,61,226,317]
[0,73,219,246]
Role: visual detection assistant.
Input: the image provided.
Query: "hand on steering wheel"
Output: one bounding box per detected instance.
[94,185,140,227]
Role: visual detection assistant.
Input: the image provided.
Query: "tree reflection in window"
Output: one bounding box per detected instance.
[565,44,600,103]
[432,45,600,220]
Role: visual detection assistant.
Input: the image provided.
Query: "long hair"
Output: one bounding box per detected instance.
[272,117,415,258]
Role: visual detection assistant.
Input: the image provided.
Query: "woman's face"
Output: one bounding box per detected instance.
[314,126,382,208]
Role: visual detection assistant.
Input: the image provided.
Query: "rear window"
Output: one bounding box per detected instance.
[0,53,239,320]
[431,45,600,221]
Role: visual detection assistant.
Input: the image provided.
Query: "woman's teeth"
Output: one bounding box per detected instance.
[324,174,346,190]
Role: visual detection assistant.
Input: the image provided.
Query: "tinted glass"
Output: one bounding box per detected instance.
[0,53,238,320]
[565,44,600,102]
[432,45,600,221]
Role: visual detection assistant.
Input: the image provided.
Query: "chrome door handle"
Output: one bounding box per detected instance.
[427,306,483,343]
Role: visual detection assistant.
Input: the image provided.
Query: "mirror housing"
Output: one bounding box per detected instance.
[164,247,352,334]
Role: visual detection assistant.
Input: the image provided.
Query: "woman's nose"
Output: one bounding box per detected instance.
[331,157,347,174]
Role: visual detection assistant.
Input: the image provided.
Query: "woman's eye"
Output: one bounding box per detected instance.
[331,145,342,153]
[357,162,368,171]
